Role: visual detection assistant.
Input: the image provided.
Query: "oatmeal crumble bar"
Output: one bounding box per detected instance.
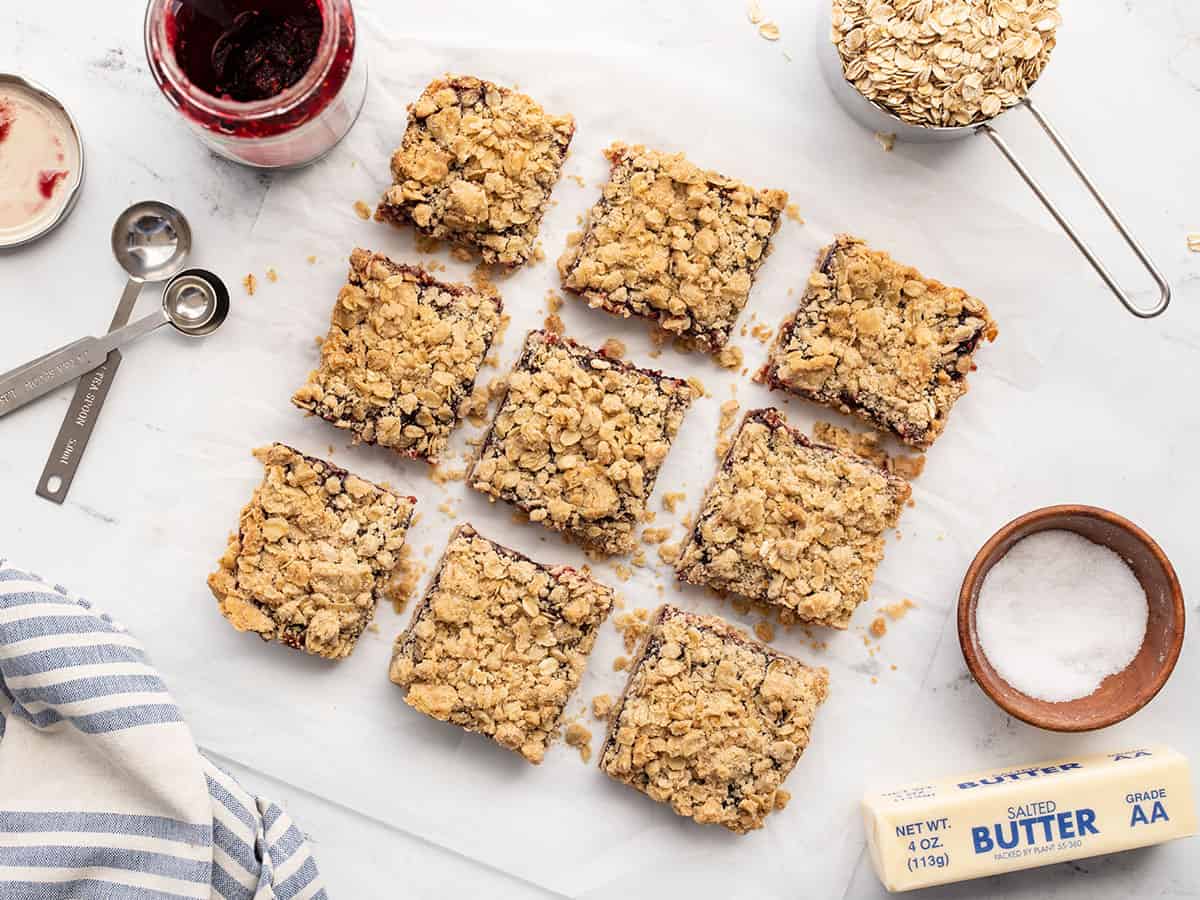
[208,444,416,660]
[389,524,615,764]
[676,408,909,629]
[599,605,828,833]
[292,249,502,463]
[558,144,787,351]
[469,330,694,555]
[376,75,575,267]
[759,236,997,449]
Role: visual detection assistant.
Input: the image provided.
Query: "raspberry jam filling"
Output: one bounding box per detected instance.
[171,0,326,103]
[171,0,324,103]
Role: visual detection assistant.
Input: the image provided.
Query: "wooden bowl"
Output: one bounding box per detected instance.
[958,505,1185,731]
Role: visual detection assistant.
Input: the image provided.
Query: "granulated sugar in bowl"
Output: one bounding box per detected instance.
[975,530,1148,703]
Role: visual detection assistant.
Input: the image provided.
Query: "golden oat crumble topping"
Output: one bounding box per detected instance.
[292,249,502,463]
[676,409,910,629]
[469,330,694,555]
[389,524,615,764]
[812,421,926,480]
[557,144,787,351]
[208,444,416,660]
[599,606,828,834]
[376,75,575,268]
[761,236,997,449]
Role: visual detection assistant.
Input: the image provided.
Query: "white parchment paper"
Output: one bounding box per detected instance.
[19,10,1197,899]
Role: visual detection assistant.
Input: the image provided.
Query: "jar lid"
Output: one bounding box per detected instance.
[0,74,85,249]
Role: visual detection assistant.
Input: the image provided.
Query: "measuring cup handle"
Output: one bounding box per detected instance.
[977,99,1170,319]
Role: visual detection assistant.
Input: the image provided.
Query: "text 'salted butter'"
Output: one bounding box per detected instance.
[862,745,1196,892]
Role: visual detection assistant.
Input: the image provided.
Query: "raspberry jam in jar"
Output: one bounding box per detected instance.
[144,0,366,168]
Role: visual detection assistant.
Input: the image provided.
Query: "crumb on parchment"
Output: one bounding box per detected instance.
[564,721,593,763]
[614,608,651,653]
[591,693,613,720]
[716,345,744,371]
[387,543,426,615]
[242,273,257,296]
[881,598,916,620]
[601,337,627,359]
[662,492,686,514]
[641,528,671,545]
[353,200,372,220]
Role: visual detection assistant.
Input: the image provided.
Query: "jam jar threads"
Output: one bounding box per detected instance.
[144,0,367,168]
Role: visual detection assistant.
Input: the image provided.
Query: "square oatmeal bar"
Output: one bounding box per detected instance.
[292,249,502,463]
[558,143,788,351]
[469,330,694,555]
[676,408,909,629]
[208,444,416,660]
[376,75,575,267]
[389,524,615,764]
[759,235,997,449]
[599,605,828,834]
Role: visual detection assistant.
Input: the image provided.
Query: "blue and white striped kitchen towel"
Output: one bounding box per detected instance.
[0,559,326,899]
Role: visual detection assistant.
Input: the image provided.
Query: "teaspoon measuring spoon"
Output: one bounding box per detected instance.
[36,201,192,503]
[0,269,230,419]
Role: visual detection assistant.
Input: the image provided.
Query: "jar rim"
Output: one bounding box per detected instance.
[143,0,342,122]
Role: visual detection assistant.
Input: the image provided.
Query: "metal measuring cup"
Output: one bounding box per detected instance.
[36,202,192,503]
[0,269,230,419]
[816,8,1170,319]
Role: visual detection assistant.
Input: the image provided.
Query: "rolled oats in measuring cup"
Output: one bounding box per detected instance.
[820,0,1170,318]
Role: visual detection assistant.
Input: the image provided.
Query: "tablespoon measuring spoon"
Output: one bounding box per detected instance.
[0,269,230,419]
[36,201,192,503]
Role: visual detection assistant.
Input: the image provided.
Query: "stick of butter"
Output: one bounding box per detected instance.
[863,745,1197,892]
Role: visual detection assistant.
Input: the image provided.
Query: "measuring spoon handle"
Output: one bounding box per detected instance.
[0,309,168,419]
[36,278,144,504]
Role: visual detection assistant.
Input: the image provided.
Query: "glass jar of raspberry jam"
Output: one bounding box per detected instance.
[144,0,366,168]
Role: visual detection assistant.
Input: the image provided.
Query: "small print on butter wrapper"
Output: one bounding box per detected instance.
[862,745,1198,893]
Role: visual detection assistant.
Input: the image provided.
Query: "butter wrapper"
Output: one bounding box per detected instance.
[863,745,1197,892]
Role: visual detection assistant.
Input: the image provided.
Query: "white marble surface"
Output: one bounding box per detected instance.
[2,2,1200,898]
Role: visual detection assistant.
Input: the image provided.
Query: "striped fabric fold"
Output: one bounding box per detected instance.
[0,560,326,900]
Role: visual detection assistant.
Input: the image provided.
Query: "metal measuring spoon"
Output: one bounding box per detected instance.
[0,269,229,419]
[35,202,192,503]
